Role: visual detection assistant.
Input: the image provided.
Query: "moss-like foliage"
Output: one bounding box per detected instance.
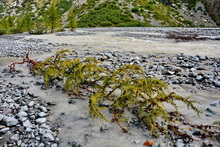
[33,50,203,139]
[77,1,150,27]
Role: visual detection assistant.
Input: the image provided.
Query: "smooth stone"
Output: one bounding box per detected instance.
[42,133,55,141]
[17,140,22,146]
[38,112,48,117]
[133,140,141,144]
[28,101,35,106]
[210,100,220,107]
[17,111,28,118]
[19,117,27,122]
[0,125,5,129]
[38,106,48,112]
[20,106,28,111]
[10,134,19,141]
[213,80,220,87]
[3,116,18,126]
[0,127,10,133]
[25,127,32,133]
[51,144,58,147]
[38,143,45,147]
[196,75,204,81]
[175,139,185,147]
[23,120,33,128]
[36,118,46,124]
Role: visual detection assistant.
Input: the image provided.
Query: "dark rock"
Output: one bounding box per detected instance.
[192,130,201,136]
[100,125,111,132]
[68,99,76,104]
[206,108,216,115]
[213,80,220,87]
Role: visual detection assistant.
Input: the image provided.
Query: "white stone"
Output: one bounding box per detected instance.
[4,117,18,126]
[42,133,55,141]
[36,118,46,124]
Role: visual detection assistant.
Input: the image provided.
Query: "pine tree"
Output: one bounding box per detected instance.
[45,0,61,33]
[66,8,77,31]
[23,12,33,32]
[7,15,14,28]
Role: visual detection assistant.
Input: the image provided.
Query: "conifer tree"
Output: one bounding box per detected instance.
[7,15,14,28]
[66,8,77,31]
[0,16,8,30]
[45,0,61,33]
[23,12,33,32]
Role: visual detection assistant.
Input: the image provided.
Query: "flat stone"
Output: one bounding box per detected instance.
[175,139,185,147]
[3,116,18,126]
[20,106,28,111]
[42,133,55,141]
[51,144,58,147]
[38,143,45,147]
[0,127,10,133]
[38,112,48,117]
[11,134,19,141]
[36,118,46,124]
[23,120,33,128]
[38,106,48,112]
[213,80,220,87]
[17,111,28,118]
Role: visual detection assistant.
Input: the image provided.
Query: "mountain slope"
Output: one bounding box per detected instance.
[0,0,219,30]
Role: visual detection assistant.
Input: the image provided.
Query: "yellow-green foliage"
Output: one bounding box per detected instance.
[33,49,201,137]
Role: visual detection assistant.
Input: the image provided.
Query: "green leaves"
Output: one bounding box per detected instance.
[44,0,61,33]
[33,49,201,138]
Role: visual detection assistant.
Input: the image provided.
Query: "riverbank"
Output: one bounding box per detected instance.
[0,27,220,147]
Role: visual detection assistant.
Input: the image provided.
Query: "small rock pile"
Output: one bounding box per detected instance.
[70,50,220,91]
[0,35,52,57]
[56,31,95,36]
[0,80,59,147]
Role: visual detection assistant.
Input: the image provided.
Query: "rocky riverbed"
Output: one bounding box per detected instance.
[0,27,220,147]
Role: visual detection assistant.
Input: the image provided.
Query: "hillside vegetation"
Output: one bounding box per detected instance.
[0,0,219,34]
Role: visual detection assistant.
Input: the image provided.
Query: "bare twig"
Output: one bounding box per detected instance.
[9,50,36,73]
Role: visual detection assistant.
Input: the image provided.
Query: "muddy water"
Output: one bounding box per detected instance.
[1,28,220,146]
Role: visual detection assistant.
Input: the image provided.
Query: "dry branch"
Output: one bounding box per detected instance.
[9,50,37,73]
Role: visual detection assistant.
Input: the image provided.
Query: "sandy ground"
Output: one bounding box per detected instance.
[24,29,220,58]
[1,28,220,147]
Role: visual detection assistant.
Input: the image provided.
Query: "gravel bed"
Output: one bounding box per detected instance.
[0,35,52,57]
[0,80,59,147]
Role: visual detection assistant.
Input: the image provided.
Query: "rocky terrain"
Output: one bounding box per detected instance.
[0,27,220,147]
[0,0,219,27]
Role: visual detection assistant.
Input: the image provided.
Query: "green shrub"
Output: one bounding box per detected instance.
[9,27,23,34]
[29,25,47,35]
[78,1,135,27]
[0,28,6,35]
[100,21,113,27]
[131,7,139,13]
[33,50,204,140]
